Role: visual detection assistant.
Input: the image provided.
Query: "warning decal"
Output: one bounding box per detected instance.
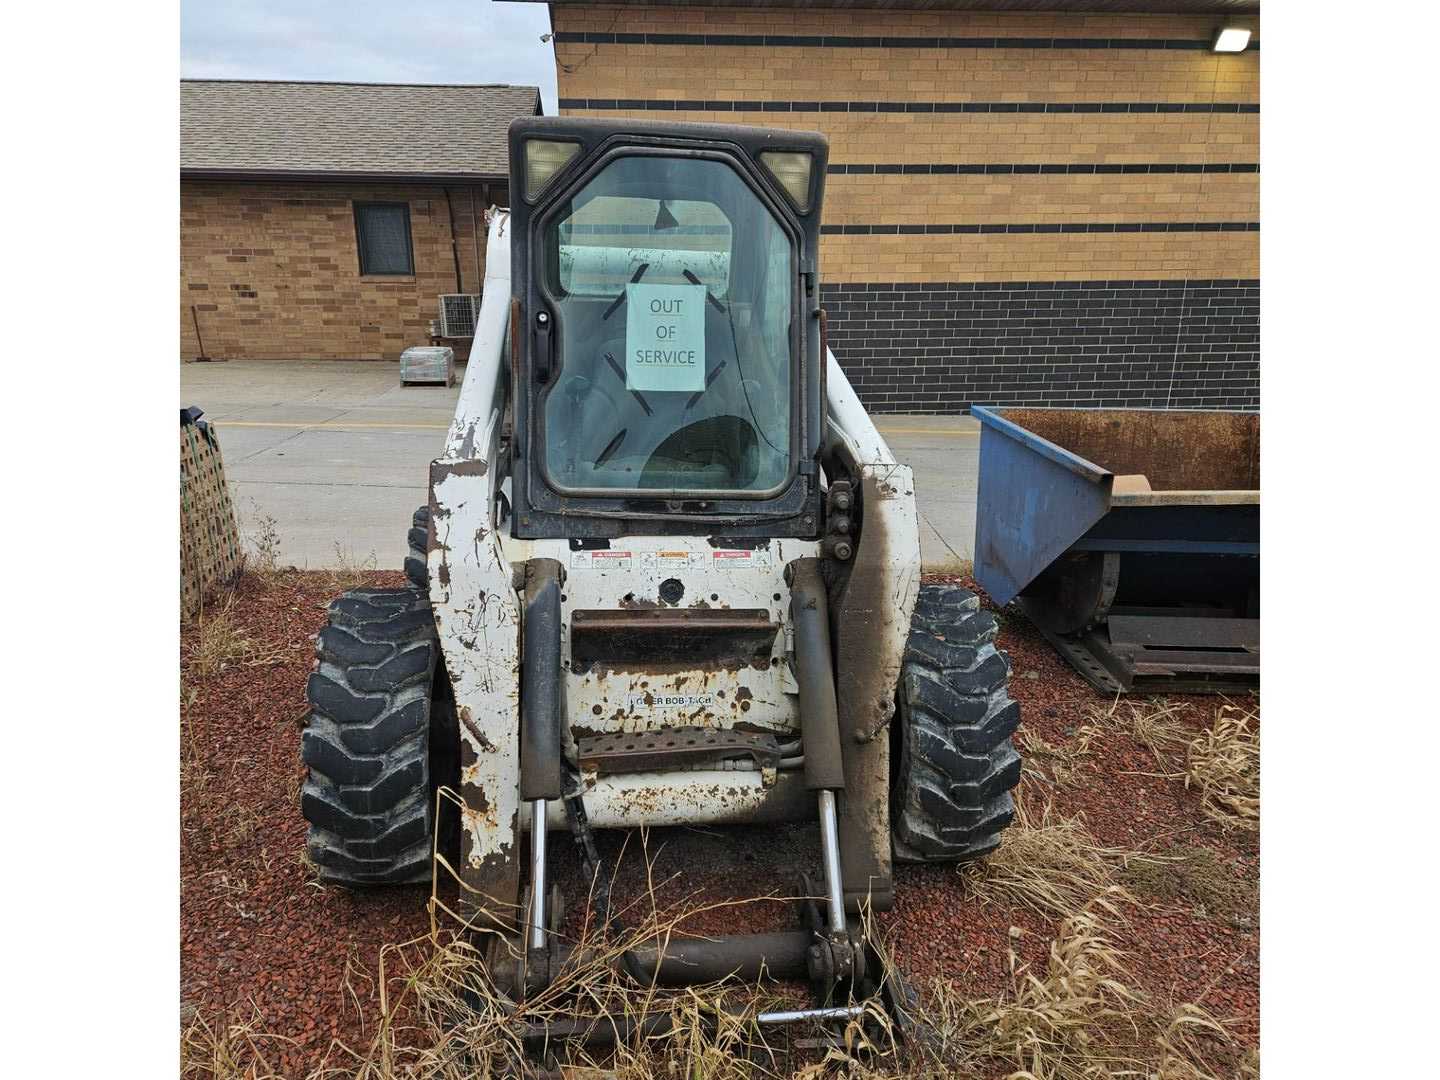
[570,550,634,571]
[711,549,771,570]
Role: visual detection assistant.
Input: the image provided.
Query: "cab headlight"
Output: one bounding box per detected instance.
[759,150,814,212]
[524,139,581,200]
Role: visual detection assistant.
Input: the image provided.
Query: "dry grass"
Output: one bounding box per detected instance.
[182,789,1256,1080]
[316,542,381,594]
[912,894,1146,1078]
[1120,846,1258,930]
[960,797,1163,921]
[181,1003,294,1079]
[1183,705,1259,832]
[886,892,1251,1080]
[181,882,1255,1080]
[1091,697,1193,769]
[1016,722,1103,788]
[245,509,283,572]
[296,906,813,1079]
[1092,697,1260,833]
[184,594,289,680]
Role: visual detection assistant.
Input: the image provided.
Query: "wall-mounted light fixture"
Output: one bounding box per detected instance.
[1212,26,1253,53]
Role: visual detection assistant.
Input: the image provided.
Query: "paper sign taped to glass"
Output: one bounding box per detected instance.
[625,282,706,392]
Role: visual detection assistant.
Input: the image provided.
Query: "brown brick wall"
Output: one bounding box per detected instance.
[551,3,1259,285]
[180,180,505,361]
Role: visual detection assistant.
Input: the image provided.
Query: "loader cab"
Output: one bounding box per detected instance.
[506,117,829,540]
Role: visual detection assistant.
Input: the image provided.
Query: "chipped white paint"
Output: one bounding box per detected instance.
[430,210,524,895]
[827,348,921,745]
[445,208,513,460]
[522,769,810,831]
[508,535,819,737]
[426,217,921,914]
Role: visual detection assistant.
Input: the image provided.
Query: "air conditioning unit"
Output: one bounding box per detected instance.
[437,294,481,338]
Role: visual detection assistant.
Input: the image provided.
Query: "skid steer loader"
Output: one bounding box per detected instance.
[300,117,1022,1044]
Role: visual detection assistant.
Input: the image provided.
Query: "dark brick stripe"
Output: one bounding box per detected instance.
[821,278,1259,413]
[554,32,1258,51]
[828,163,1259,175]
[821,222,1259,235]
[560,98,1260,115]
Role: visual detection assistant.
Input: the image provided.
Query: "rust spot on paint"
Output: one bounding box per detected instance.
[459,706,498,752]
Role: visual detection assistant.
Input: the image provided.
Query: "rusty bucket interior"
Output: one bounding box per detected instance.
[999,408,1260,493]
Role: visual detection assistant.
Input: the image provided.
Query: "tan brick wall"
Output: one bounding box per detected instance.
[557,45,1258,105]
[180,180,504,361]
[824,172,1258,226]
[564,109,1258,166]
[551,4,1259,284]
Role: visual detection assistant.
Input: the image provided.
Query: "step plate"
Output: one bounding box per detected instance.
[577,726,782,775]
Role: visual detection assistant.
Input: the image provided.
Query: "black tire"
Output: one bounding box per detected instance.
[301,586,439,884]
[404,505,430,590]
[891,584,1022,863]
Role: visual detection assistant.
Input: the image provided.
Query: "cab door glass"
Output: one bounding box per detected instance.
[542,155,794,494]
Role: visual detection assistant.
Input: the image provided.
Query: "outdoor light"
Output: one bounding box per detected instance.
[524,138,581,200]
[759,150,814,212]
[1211,26,1252,53]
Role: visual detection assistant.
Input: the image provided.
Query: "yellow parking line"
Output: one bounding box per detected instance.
[216,419,451,431]
[875,427,979,437]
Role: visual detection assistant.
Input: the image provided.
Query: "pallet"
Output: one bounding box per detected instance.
[180,418,242,620]
[1022,600,1260,696]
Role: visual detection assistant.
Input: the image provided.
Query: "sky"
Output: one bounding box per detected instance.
[181,0,559,114]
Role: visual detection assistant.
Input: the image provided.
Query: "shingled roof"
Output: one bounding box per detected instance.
[181,80,541,182]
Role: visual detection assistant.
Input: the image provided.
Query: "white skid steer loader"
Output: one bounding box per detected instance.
[300,117,1022,1045]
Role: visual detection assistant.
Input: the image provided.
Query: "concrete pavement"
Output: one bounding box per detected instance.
[181,360,979,572]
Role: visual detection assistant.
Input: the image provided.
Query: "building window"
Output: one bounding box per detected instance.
[354,202,414,275]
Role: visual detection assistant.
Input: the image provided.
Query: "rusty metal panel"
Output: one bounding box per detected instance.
[534,535,819,737]
[528,769,812,831]
[577,726,780,775]
[569,607,777,667]
[995,407,1259,493]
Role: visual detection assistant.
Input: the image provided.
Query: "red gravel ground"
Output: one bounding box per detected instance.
[180,570,1259,1076]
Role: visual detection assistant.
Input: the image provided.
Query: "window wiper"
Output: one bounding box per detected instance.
[601,262,650,321]
[603,351,653,417]
[682,268,727,313]
[685,359,729,411]
[594,428,626,469]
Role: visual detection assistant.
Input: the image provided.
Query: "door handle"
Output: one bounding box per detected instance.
[534,310,553,384]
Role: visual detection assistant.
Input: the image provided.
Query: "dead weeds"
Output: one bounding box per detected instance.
[1120,845,1258,930]
[1184,705,1259,832]
[960,797,1149,920]
[1016,721,1103,788]
[1092,697,1260,833]
[890,891,1251,1080]
[316,542,381,595]
[184,594,289,679]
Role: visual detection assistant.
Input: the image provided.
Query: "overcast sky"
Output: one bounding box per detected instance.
[181,0,559,114]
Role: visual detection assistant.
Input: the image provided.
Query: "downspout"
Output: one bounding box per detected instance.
[443,186,464,292]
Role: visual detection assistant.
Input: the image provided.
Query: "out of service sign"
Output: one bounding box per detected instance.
[625,282,705,392]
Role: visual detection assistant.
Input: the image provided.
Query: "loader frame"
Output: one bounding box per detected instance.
[426,119,921,945]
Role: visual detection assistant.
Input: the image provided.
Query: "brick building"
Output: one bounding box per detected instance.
[180,80,540,362]
[517,0,1260,411]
